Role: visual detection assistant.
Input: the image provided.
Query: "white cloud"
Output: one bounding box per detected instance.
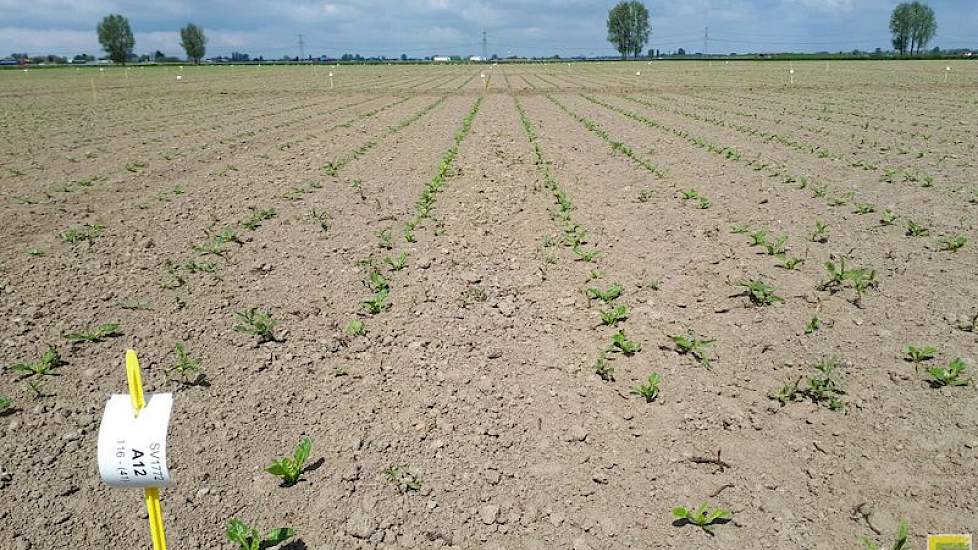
[784,0,855,14]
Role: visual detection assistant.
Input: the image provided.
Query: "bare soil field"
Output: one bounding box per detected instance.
[1,60,977,549]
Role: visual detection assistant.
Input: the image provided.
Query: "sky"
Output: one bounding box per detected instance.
[0,0,975,59]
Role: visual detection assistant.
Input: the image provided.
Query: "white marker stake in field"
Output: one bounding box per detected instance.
[944,66,951,82]
[97,394,174,487]
[329,71,334,89]
[176,75,182,81]
[789,68,795,86]
[97,350,172,549]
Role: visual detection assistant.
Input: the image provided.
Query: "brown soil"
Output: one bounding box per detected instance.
[1,61,977,550]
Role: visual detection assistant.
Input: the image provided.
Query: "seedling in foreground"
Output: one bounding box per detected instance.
[310,208,330,233]
[738,279,784,306]
[350,179,365,199]
[670,332,714,367]
[365,270,390,293]
[939,235,967,252]
[902,345,936,365]
[65,323,122,343]
[806,357,846,410]
[860,520,909,550]
[637,188,654,202]
[377,228,394,250]
[600,304,630,326]
[810,221,829,243]
[0,395,11,415]
[25,379,47,399]
[879,209,898,226]
[266,437,312,486]
[926,358,971,387]
[586,284,622,303]
[166,343,202,383]
[594,352,614,381]
[771,357,846,411]
[8,345,62,376]
[345,319,366,336]
[572,244,601,263]
[828,193,851,207]
[853,203,876,215]
[384,251,409,271]
[226,518,295,550]
[611,330,641,355]
[777,256,804,270]
[233,308,277,342]
[804,316,821,335]
[242,207,277,230]
[905,220,929,237]
[362,289,390,314]
[819,257,877,302]
[385,465,423,493]
[630,372,662,402]
[61,223,105,244]
[749,229,769,247]
[763,235,788,256]
[672,503,731,535]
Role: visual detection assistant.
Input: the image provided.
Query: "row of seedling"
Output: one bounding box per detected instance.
[600,94,969,252]
[402,96,483,242]
[514,96,659,402]
[323,96,447,177]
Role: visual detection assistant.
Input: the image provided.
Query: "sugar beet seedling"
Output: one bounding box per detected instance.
[226,518,294,550]
[65,323,122,343]
[611,330,641,356]
[926,358,971,387]
[8,345,62,376]
[670,331,715,368]
[737,279,784,307]
[586,284,623,304]
[266,437,312,486]
[233,308,278,343]
[630,372,662,402]
[672,503,731,535]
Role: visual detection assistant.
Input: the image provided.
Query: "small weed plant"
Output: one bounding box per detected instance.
[385,465,423,493]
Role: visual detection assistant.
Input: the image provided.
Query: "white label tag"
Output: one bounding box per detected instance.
[97,393,173,488]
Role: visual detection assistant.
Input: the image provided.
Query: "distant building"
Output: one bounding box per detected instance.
[432,56,450,62]
[469,56,484,62]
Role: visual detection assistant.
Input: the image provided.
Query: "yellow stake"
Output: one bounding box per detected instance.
[125,350,168,550]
